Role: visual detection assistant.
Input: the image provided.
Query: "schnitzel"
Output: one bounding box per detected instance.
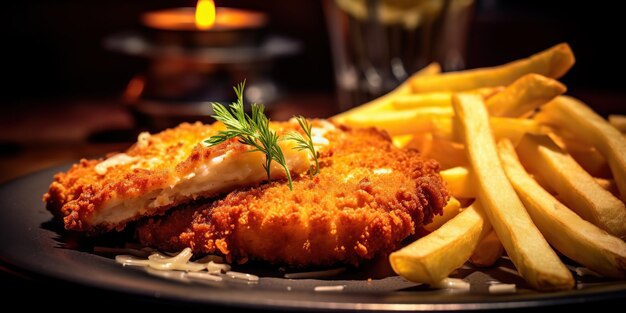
[137,126,449,266]
[44,116,449,266]
[44,121,320,233]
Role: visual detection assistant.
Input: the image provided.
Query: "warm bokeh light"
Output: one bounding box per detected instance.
[195,0,216,29]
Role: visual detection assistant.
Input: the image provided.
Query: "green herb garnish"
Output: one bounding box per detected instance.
[204,81,293,190]
[286,116,320,176]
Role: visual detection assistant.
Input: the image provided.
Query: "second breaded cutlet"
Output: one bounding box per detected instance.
[137,126,449,266]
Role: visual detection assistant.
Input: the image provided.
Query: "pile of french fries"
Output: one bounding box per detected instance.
[332,43,626,291]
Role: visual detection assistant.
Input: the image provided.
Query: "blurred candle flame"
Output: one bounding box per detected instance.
[195,0,216,29]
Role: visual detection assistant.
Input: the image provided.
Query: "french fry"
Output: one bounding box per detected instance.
[548,132,611,178]
[410,43,575,92]
[406,134,468,170]
[595,177,619,196]
[498,139,626,278]
[393,92,452,109]
[432,116,545,143]
[515,134,626,239]
[469,230,504,268]
[341,107,453,136]
[424,197,462,232]
[440,166,476,199]
[609,115,626,133]
[391,135,414,148]
[393,87,503,110]
[486,73,566,117]
[452,93,574,291]
[389,202,491,285]
[333,62,441,121]
[535,96,626,203]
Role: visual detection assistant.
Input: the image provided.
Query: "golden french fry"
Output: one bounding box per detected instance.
[333,62,441,121]
[411,43,575,92]
[452,93,574,291]
[595,177,619,197]
[390,202,491,285]
[341,107,453,136]
[434,116,546,144]
[535,96,626,203]
[393,92,452,109]
[406,134,468,170]
[440,166,476,199]
[498,139,626,278]
[391,135,414,148]
[548,132,611,178]
[486,73,566,117]
[424,197,462,232]
[393,87,503,110]
[404,133,433,155]
[469,230,504,268]
[515,134,626,239]
[609,115,626,133]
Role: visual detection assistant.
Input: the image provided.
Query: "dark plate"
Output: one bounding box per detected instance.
[1,165,625,311]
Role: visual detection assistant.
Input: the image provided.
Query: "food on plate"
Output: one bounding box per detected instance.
[469,230,504,268]
[43,121,316,233]
[409,43,574,92]
[405,134,467,170]
[535,95,626,203]
[451,93,574,291]
[42,41,626,292]
[392,87,502,110]
[137,126,449,266]
[439,166,475,199]
[609,115,626,133]
[338,42,626,291]
[423,197,461,232]
[515,134,626,239]
[485,73,566,117]
[389,202,490,285]
[547,133,610,178]
[429,116,545,143]
[498,139,626,278]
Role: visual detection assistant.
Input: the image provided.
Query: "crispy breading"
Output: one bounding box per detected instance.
[43,121,314,233]
[137,127,449,266]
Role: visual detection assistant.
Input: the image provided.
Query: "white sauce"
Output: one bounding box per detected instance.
[431,278,470,291]
[575,267,603,277]
[116,248,258,284]
[488,284,517,294]
[207,261,231,274]
[225,271,259,282]
[314,285,346,292]
[116,248,205,271]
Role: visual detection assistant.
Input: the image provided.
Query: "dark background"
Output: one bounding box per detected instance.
[1,0,624,108]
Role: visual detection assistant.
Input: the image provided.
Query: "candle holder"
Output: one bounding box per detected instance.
[104,6,300,131]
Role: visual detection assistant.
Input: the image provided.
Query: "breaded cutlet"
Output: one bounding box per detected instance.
[44,121,333,233]
[137,126,449,266]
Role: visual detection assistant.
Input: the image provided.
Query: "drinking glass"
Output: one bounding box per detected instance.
[324,0,474,111]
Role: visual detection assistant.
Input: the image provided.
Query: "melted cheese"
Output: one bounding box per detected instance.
[95,153,139,175]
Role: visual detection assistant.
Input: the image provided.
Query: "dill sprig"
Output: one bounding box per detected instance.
[204,81,293,190]
[285,116,320,176]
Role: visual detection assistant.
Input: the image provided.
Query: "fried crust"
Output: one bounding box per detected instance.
[43,121,305,233]
[137,126,449,266]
